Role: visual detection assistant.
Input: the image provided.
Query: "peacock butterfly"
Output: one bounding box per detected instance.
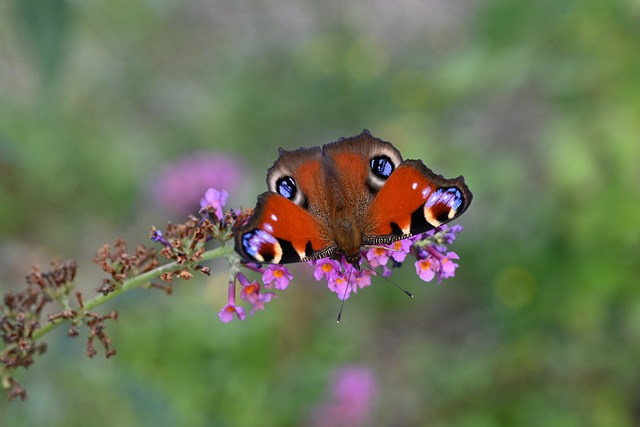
[233,130,472,269]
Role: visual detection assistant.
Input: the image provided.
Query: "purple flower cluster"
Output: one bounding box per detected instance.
[308,225,464,301]
[218,266,290,323]
[219,225,464,323]
[412,224,463,284]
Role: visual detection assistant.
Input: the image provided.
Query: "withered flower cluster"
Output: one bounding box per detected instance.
[1,202,242,401]
[94,240,159,295]
[1,261,77,400]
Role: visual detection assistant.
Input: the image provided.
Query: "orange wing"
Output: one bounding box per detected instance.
[234,192,336,264]
[364,160,472,243]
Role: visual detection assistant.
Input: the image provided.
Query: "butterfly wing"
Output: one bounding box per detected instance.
[363,160,472,245]
[234,145,339,264]
[234,192,337,264]
[322,130,403,209]
[234,129,473,264]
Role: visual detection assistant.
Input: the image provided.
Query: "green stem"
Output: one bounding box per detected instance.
[30,245,235,342]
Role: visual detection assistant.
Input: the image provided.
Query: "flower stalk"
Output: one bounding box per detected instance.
[34,245,234,342]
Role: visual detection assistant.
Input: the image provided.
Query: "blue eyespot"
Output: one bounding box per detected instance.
[242,229,278,262]
[439,188,463,210]
[276,176,297,200]
[370,156,394,179]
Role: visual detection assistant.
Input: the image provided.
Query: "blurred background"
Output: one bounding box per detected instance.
[1,0,639,425]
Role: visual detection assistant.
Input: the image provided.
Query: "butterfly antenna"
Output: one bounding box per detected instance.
[336,295,346,323]
[336,266,355,323]
[361,259,414,298]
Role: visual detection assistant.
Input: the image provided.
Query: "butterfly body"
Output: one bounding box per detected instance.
[234,130,472,268]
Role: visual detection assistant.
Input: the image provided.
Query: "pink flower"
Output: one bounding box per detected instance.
[200,188,228,220]
[415,257,438,282]
[387,239,412,263]
[436,251,460,282]
[218,304,246,323]
[353,270,372,292]
[262,265,293,290]
[218,278,247,323]
[328,274,352,300]
[250,292,276,315]
[240,279,261,305]
[312,258,341,281]
[365,247,390,267]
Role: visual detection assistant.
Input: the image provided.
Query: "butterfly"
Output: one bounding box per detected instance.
[233,130,472,269]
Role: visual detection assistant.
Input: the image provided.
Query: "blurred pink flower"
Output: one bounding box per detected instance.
[150,152,244,216]
[308,365,378,427]
[250,292,276,315]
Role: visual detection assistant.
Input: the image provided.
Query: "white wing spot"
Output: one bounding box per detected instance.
[411,182,418,190]
[271,214,278,221]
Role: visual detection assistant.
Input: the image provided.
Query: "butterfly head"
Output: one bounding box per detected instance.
[343,253,362,271]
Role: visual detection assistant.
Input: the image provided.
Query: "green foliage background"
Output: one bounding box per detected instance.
[1,0,639,425]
